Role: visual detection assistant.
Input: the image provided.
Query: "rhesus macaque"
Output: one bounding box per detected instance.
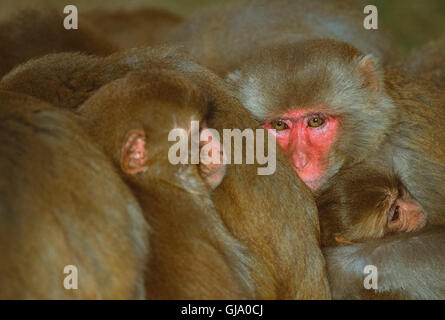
[219,39,445,298]
[0,9,116,77]
[400,38,445,88]
[0,47,331,299]
[168,0,394,74]
[84,8,183,49]
[323,227,445,299]
[316,165,445,299]
[316,164,426,247]
[0,90,148,299]
[77,71,254,299]
[223,39,396,190]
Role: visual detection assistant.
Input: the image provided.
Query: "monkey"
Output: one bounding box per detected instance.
[0,90,148,299]
[314,164,445,299]
[78,49,331,299]
[222,39,395,190]
[222,39,445,223]
[0,9,116,78]
[76,70,254,299]
[168,0,395,74]
[0,46,331,299]
[323,227,445,299]
[216,39,445,298]
[83,8,183,50]
[315,164,426,247]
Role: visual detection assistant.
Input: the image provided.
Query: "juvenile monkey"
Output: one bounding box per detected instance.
[316,164,426,247]
[79,57,330,299]
[224,39,445,224]
[78,71,254,299]
[315,164,444,299]
[1,47,331,299]
[0,90,148,299]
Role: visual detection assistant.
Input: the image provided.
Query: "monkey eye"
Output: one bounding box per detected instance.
[271,120,289,131]
[388,204,400,222]
[307,116,325,128]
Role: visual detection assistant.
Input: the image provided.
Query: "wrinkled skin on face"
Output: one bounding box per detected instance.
[263,108,339,189]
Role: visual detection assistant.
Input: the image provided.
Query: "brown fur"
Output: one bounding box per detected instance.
[0,9,116,78]
[228,40,396,187]
[221,38,445,299]
[316,164,425,247]
[84,8,183,49]
[385,67,445,226]
[324,227,445,299]
[79,49,330,299]
[1,47,331,299]
[0,90,148,299]
[168,0,394,74]
[400,38,445,88]
[78,71,254,299]
[225,39,445,224]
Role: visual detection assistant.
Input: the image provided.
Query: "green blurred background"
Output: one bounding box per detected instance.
[0,0,444,52]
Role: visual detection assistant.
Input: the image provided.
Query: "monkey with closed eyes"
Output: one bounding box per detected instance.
[315,163,445,299]
[316,163,426,248]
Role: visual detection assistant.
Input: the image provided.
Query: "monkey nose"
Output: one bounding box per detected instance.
[293,152,309,170]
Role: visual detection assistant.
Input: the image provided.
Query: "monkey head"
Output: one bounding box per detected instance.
[316,165,426,247]
[79,69,226,193]
[227,39,396,190]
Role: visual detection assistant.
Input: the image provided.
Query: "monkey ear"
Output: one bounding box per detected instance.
[120,129,148,175]
[199,127,226,190]
[226,70,243,84]
[357,55,380,92]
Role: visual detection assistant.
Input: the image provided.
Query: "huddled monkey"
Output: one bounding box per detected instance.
[168,0,395,74]
[169,6,445,299]
[0,47,331,299]
[223,39,445,298]
[0,90,148,299]
[221,39,445,225]
[316,164,426,247]
[1,0,444,300]
[78,70,255,299]
[315,164,445,299]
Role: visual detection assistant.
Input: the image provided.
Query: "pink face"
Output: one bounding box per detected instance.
[263,109,339,190]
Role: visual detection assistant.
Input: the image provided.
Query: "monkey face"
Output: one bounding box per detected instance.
[317,165,427,247]
[228,40,395,191]
[386,188,426,233]
[263,109,339,189]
